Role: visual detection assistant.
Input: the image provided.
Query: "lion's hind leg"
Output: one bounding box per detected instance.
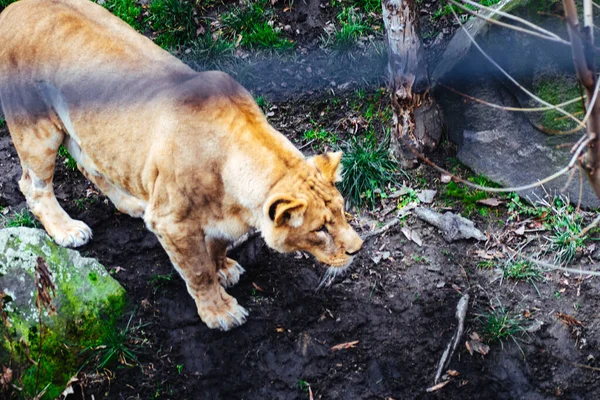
[10,119,92,247]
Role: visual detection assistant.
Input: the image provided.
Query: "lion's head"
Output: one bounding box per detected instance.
[261,151,363,271]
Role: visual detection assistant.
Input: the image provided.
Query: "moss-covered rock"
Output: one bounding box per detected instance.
[0,227,126,399]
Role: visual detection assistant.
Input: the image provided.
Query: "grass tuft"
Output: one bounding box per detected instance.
[148,0,197,49]
[339,130,402,208]
[3,209,38,228]
[100,0,142,30]
[478,304,525,344]
[322,7,369,51]
[503,258,543,283]
[222,0,293,50]
[80,310,149,371]
[58,145,78,171]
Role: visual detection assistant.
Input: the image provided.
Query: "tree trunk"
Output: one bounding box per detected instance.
[563,0,600,200]
[382,0,443,168]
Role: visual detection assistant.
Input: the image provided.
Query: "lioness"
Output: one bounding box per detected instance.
[0,0,363,330]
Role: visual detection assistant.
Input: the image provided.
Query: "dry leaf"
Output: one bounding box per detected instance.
[252,282,264,292]
[514,225,525,236]
[401,227,422,247]
[331,340,359,352]
[447,369,460,377]
[476,198,503,207]
[0,366,12,390]
[275,327,285,333]
[466,340,490,356]
[441,174,452,183]
[426,380,450,392]
[417,190,437,204]
[556,312,584,327]
[309,385,314,400]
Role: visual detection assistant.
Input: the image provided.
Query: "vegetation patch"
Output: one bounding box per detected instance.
[99,0,142,30]
[441,174,501,216]
[534,76,584,132]
[222,0,293,50]
[2,209,38,228]
[339,130,403,208]
[58,145,78,171]
[148,0,197,49]
[478,304,525,345]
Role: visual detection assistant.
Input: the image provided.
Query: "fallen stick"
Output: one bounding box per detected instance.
[361,205,415,242]
[434,294,470,384]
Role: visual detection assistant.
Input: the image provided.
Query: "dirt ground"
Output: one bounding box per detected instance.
[3,0,600,399]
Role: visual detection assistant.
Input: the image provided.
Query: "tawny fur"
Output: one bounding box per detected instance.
[0,0,363,330]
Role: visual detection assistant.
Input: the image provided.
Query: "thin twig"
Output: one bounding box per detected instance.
[450,7,585,128]
[535,124,584,136]
[404,137,591,194]
[449,0,570,45]
[440,83,585,112]
[576,212,600,238]
[517,252,600,276]
[434,294,469,384]
[456,0,569,43]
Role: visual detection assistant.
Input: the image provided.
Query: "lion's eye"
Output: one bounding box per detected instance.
[316,224,328,234]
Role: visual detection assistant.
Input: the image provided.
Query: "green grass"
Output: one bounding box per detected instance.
[303,128,338,145]
[0,117,5,127]
[80,311,149,371]
[3,209,38,228]
[190,33,236,67]
[441,174,500,216]
[478,304,525,344]
[0,0,18,9]
[547,200,586,265]
[58,145,78,171]
[352,0,381,13]
[74,197,97,211]
[323,7,369,51]
[222,0,293,50]
[477,260,496,269]
[148,272,176,293]
[148,0,197,49]
[339,130,403,208]
[503,258,543,283]
[433,0,502,20]
[100,0,142,30]
[535,76,584,132]
[255,95,270,113]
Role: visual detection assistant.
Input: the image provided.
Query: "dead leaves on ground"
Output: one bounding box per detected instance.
[465,332,490,356]
[330,340,359,352]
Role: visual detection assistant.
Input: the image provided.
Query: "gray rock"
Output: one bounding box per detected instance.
[0,227,126,398]
[433,4,599,208]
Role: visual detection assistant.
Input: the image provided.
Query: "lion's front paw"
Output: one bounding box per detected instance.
[50,219,93,247]
[217,258,246,288]
[196,287,249,331]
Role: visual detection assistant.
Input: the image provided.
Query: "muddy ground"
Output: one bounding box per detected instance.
[4,91,600,399]
[3,0,600,399]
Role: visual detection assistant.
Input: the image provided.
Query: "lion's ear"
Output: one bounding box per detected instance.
[264,195,307,228]
[308,151,343,183]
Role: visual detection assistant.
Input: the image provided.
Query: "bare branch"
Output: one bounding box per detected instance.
[404,137,591,193]
[450,6,586,128]
[584,0,594,36]
[518,253,600,276]
[449,0,570,45]
[440,83,585,112]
